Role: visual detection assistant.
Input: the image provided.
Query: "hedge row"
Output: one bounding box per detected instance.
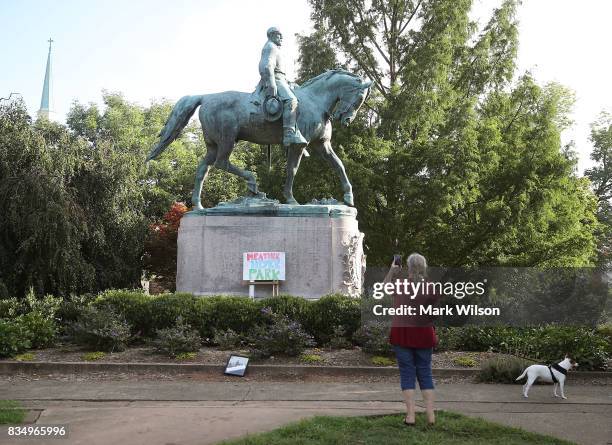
[2,290,610,370]
[91,290,361,345]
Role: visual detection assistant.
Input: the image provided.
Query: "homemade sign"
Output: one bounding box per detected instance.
[242,252,286,281]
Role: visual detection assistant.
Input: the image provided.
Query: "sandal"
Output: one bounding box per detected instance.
[404,417,415,426]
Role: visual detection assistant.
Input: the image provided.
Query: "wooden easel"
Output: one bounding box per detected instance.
[247,280,280,299]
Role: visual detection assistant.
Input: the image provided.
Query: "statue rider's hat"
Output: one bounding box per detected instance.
[267,27,281,37]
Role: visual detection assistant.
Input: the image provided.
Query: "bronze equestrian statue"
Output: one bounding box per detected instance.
[146,27,372,208]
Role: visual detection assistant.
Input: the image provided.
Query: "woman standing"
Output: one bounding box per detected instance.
[384,253,437,426]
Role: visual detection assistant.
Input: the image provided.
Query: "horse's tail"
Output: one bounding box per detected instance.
[146,95,203,162]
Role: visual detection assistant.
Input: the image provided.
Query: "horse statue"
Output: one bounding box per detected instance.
[146,69,372,208]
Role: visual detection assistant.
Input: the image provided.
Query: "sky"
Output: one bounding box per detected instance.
[1,0,611,175]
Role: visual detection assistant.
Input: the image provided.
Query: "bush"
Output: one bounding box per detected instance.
[57,294,96,326]
[248,308,315,357]
[258,295,309,322]
[478,357,532,384]
[447,325,610,370]
[70,305,131,352]
[149,293,202,333]
[18,311,57,348]
[154,317,201,357]
[325,325,353,350]
[302,294,361,345]
[353,320,392,356]
[596,324,612,353]
[95,289,153,335]
[0,298,21,319]
[213,329,243,350]
[201,296,263,338]
[0,319,31,357]
[435,327,460,351]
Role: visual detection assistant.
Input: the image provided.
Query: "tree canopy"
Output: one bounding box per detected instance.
[290,0,599,267]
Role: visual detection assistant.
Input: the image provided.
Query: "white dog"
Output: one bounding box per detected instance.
[515,356,578,399]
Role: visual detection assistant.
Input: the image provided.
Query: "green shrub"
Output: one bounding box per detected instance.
[70,305,131,352]
[353,320,392,356]
[478,357,532,384]
[302,294,361,345]
[18,311,57,348]
[0,319,31,357]
[300,354,323,363]
[258,295,309,322]
[95,289,153,335]
[149,293,201,333]
[435,327,461,351]
[57,294,96,326]
[154,317,202,357]
[453,356,477,367]
[213,328,243,350]
[325,325,353,349]
[371,356,395,366]
[23,291,62,319]
[447,325,609,370]
[203,296,263,338]
[0,298,21,319]
[81,352,106,361]
[248,308,314,357]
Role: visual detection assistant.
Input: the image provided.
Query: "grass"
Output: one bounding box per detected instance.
[218,412,574,445]
[81,351,106,361]
[300,354,323,363]
[0,400,26,424]
[371,356,395,366]
[175,352,197,360]
[453,356,477,367]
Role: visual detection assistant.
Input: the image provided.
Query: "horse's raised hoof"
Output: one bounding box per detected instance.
[343,193,354,206]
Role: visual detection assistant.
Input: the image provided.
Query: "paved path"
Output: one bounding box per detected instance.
[0,378,610,445]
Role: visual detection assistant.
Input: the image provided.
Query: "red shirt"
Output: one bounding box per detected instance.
[390,326,437,349]
[388,279,438,349]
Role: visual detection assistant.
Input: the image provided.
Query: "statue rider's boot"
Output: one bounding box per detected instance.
[283,127,307,148]
[282,100,308,152]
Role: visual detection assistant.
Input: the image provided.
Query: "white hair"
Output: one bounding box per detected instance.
[407,253,427,281]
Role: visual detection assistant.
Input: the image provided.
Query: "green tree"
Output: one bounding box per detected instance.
[299,0,598,266]
[585,112,612,267]
[0,91,251,297]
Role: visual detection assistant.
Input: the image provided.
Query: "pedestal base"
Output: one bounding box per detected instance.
[176,199,365,299]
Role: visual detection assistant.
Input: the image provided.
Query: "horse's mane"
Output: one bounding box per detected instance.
[297,69,362,89]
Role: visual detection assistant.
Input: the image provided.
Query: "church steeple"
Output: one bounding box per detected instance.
[38,38,53,120]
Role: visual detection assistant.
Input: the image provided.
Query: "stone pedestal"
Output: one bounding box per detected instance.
[176,197,365,299]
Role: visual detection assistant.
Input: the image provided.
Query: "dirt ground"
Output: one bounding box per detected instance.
[1,343,509,368]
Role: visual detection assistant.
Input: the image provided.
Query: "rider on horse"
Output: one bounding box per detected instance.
[254,27,308,149]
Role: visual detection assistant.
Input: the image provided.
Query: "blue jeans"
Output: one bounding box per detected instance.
[394,345,434,390]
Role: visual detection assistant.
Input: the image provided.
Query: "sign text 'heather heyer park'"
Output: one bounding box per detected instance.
[242,252,286,281]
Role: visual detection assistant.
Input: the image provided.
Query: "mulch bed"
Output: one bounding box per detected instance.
[2,343,507,369]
